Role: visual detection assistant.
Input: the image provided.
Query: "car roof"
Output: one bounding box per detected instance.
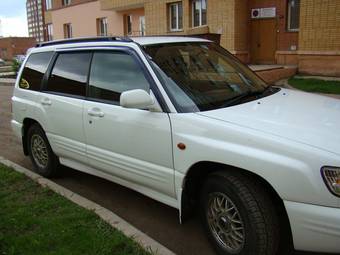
[28,36,211,55]
[130,36,211,45]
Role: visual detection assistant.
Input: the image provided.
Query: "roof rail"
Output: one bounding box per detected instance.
[36,36,133,47]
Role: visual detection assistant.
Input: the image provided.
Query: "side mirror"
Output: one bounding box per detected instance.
[120,89,155,110]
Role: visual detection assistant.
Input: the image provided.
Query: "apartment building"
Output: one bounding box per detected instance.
[43,0,144,40]
[44,0,340,76]
[26,0,46,42]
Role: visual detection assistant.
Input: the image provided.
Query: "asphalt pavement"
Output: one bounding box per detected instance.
[0,84,330,255]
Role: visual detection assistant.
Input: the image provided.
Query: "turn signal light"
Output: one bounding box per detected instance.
[321,167,340,196]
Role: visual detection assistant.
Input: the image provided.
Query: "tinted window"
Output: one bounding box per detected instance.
[19,52,53,91]
[89,51,150,104]
[46,52,91,97]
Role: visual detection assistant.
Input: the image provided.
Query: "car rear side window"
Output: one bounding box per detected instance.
[19,52,53,91]
[46,52,91,97]
[88,51,150,104]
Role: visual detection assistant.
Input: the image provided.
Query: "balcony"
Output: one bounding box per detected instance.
[100,0,146,11]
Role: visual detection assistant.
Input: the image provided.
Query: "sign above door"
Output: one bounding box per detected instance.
[251,7,276,19]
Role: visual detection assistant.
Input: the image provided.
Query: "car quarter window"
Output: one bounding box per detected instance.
[88,51,150,104]
[19,52,53,91]
[45,52,91,97]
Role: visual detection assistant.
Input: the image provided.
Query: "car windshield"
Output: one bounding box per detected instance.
[145,42,269,112]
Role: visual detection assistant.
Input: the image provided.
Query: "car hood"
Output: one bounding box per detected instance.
[197,88,340,156]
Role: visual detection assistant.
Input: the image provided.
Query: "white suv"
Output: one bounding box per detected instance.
[12,36,340,255]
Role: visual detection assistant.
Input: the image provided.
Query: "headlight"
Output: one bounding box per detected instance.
[321,166,340,197]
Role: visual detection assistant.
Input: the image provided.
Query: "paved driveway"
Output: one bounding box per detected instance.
[0,85,330,255]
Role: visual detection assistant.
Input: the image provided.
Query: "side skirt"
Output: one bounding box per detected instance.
[59,157,179,210]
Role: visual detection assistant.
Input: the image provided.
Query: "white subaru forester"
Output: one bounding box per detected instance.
[12,36,340,255]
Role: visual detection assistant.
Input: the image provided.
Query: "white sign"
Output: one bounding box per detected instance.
[251,7,276,19]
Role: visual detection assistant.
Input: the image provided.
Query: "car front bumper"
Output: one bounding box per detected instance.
[285,200,340,253]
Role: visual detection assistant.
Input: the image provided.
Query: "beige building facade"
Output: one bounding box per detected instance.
[44,0,340,76]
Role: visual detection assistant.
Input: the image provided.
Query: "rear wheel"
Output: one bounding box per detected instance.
[200,171,279,255]
[27,124,59,177]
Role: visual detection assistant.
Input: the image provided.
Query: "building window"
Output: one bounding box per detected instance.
[126,15,132,35]
[63,23,72,38]
[45,0,52,10]
[192,0,207,27]
[62,0,71,6]
[287,0,300,31]
[97,18,108,36]
[169,2,183,31]
[139,16,145,36]
[46,23,53,41]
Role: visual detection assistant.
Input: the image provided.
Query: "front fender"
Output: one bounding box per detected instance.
[170,113,340,209]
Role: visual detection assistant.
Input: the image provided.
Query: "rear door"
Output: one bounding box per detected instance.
[83,49,175,198]
[36,51,92,164]
[13,52,54,127]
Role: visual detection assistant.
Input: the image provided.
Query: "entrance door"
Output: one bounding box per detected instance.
[251,19,277,64]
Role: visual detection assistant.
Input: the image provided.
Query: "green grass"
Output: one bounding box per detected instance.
[288,77,340,95]
[0,164,152,255]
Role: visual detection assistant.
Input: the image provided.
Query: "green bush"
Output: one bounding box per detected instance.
[12,59,21,75]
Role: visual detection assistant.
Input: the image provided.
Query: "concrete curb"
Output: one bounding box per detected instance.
[0,156,176,255]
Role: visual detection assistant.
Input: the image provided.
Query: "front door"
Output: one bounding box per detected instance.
[251,19,277,64]
[83,50,175,197]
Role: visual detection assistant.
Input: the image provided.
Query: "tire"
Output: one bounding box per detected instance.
[27,123,59,177]
[200,171,279,255]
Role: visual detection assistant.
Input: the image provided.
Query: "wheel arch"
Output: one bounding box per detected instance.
[180,161,294,251]
[22,118,43,155]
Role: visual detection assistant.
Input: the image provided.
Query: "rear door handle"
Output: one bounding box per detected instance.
[41,98,52,106]
[88,108,105,118]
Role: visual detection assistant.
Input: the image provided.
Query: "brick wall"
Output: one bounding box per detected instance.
[298,0,340,76]
[299,0,340,52]
[0,38,36,60]
[144,0,238,52]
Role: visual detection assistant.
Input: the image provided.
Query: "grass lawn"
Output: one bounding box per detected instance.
[288,77,340,95]
[0,164,151,255]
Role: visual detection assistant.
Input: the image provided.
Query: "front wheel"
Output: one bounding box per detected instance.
[200,171,279,255]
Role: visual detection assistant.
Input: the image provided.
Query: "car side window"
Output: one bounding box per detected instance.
[88,51,150,104]
[46,52,91,97]
[19,52,53,91]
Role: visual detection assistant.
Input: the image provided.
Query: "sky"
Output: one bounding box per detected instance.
[0,0,28,37]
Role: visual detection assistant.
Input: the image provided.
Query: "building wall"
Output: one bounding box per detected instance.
[298,0,340,76]
[0,37,36,60]
[50,0,124,40]
[100,0,146,10]
[144,0,237,53]
[299,0,340,52]
[44,0,340,76]
[51,0,97,10]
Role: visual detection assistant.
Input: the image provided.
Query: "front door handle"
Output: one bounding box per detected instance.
[88,108,105,118]
[41,98,52,106]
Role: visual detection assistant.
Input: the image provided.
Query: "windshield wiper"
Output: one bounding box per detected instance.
[221,86,272,107]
